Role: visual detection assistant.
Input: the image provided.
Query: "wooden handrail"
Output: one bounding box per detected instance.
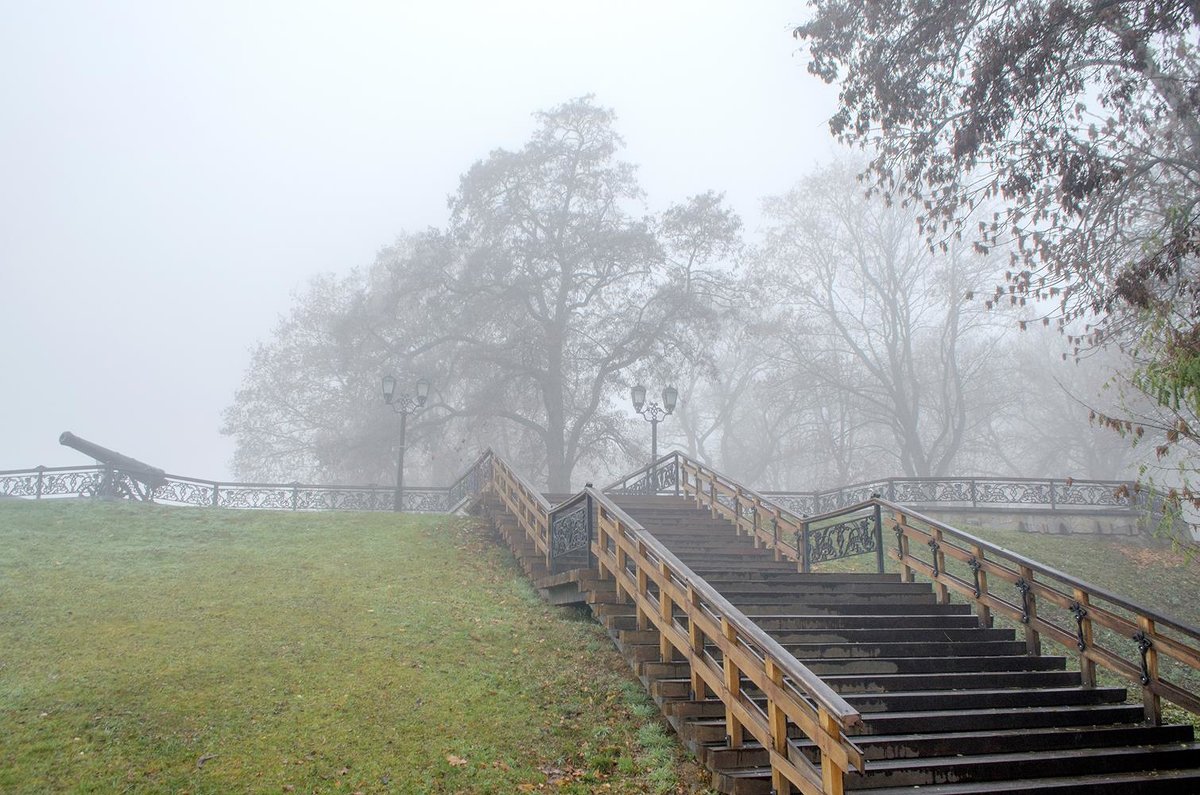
[877,500,1200,723]
[581,484,865,795]
[583,489,860,725]
[886,501,1200,638]
[485,452,865,794]
[670,454,1200,726]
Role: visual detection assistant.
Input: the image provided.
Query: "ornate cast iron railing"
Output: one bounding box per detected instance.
[764,475,1139,516]
[0,465,465,513]
[548,490,593,575]
[604,455,681,496]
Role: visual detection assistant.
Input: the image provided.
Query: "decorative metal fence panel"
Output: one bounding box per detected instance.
[548,493,592,574]
[765,475,1137,516]
[806,512,882,569]
[0,466,456,513]
[606,458,680,495]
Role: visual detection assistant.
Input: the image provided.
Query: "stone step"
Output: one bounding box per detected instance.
[762,627,1016,643]
[797,654,1068,675]
[653,668,1082,699]
[719,755,1200,795]
[726,601,974,615]
[679,581,934,596]
[745,613,982,630]
[703,723,1195,768]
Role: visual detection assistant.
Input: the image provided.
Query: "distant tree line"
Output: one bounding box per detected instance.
[222,90,1183,500]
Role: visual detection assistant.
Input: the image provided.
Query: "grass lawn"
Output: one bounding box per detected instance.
[0,500,708,794]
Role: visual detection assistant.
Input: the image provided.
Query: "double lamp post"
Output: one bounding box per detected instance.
[381,375,429,512]
[381,377,674,510]
[631,383,677,470]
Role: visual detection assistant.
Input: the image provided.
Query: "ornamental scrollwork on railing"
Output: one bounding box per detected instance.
[216,486,295,510]
[612,460,679,495]
[0,471,41,498]
[550,501,590,558]
[153,478,216,507]
[765,475,1134,514]
[401,489,451,513]
[807,516,877,565]
[768,493,816,516]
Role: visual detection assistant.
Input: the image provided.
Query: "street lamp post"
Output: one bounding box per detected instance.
[631,384,678,481]
[382,375,430,512]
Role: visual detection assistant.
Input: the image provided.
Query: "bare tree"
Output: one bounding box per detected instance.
[756,160,1006,478]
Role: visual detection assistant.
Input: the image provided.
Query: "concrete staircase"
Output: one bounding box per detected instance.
[591,495,1200,794]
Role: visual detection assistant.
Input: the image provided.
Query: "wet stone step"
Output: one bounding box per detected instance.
[746,613,983,630]
[819,669,1082,693]
[774,640,1030,657]
[855,703,1150,734]
[797,654,1069,675]
[763,627,1016,643]
[718,764,1200,795]
[704,723,1196,768]
[846,742,1200,789]
[732,601,974,615]
[683,581,936,595]
[837,685,1128,713]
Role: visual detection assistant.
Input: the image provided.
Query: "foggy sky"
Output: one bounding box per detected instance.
[0,1,839,480]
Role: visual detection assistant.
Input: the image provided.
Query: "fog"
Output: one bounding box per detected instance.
[1,2,835,478]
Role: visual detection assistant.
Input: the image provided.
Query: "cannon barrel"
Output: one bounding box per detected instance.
[59,431,167,489]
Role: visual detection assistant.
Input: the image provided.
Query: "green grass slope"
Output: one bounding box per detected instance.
[0,501,707,794]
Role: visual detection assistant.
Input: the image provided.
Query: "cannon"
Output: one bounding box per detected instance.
[59,431,167,500]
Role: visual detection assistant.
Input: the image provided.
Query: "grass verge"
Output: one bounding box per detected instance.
[0,500,708,793]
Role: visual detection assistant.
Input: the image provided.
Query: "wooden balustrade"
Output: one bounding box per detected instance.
[490,454,551,560]
[483,448,1200,788]
[665,452,1200,726]
[884,503,1200,724]
[586,487,865,795]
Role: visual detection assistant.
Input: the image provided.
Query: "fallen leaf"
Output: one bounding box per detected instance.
[446,754,468,767]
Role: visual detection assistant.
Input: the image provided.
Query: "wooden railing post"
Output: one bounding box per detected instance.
[636,542,650,630]
[971,544,991,629]
[1137,616,1161,724]
[1071,588,1096,688]
[819,707,847,795]
[766,659,791,795]
[930,527,948,604]
[1018,564,1041,656]
[688,586,706,700]
[895,512,913,583]
[658,561,673,663]
[720,617,743,747]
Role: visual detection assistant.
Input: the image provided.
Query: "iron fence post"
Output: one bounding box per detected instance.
[291,482,299,511]
[800,519,811,573]
[35,466,44,499]
[873,501,884,574]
